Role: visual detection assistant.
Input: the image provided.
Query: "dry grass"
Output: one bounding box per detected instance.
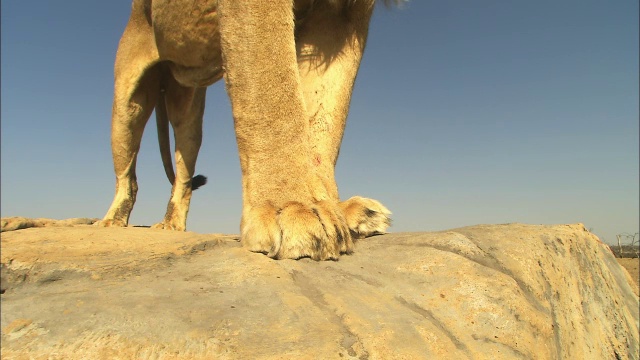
[616,257,639,293]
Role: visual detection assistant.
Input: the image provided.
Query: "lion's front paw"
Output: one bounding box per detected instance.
[340,196,391,239]
[241,201,353,261]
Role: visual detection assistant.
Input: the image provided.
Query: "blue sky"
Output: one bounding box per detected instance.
[2,1,638,245]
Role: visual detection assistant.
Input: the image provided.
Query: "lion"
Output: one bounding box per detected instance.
[98,0,393,260]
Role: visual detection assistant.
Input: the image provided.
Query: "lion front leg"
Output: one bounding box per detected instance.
[219,0,353,260]
[296,3,392,240]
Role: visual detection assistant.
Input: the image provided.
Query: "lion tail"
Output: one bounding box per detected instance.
[156,87,207,191]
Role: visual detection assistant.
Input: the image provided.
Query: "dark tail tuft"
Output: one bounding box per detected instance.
[191,175,208,190]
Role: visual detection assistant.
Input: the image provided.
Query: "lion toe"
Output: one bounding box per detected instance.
[340,196,391,239]
[241,201,352,261]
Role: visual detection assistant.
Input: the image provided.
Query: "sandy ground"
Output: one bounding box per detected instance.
[617,258,639,291]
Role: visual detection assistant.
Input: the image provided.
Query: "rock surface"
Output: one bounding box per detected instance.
[0,221,638,359]
[0,216,99,232]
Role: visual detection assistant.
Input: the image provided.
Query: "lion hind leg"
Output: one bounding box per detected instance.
[155,71,208,191]
[151,81,206,231]
[98,67,159,228]
[98,51,161,228]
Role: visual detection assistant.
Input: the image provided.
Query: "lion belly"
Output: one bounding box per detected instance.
[149,0,370,87]
[151,0,223,87]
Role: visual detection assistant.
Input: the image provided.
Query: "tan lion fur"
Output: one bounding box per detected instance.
[98,0,392,260]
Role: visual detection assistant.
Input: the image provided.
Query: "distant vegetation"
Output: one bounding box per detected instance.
[610,233,639,258]
[609,245,639,259]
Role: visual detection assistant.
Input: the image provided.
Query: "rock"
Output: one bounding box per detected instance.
[0,222,638,359]
[0,216,98,232]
